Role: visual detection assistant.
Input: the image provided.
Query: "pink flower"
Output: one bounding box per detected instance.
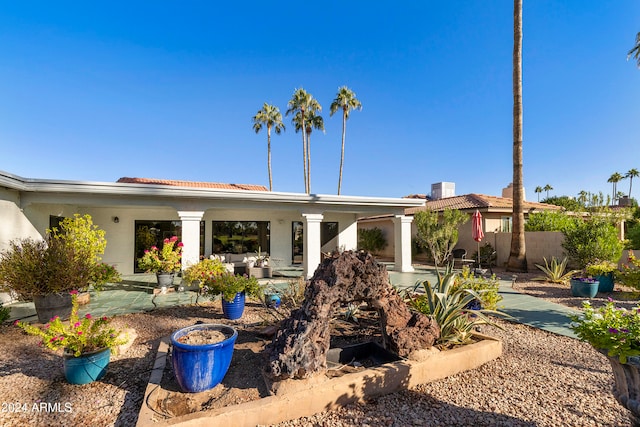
[13,320,19,326]
[74,322,81,328]
[151,246,158,251]
[144,249,150,254]
[170,236,178,242]
[69,290,79,295]
[163,238,170,244]
[177,242,184,247]
[77,331,83,336]
[102,316,108,321]
[85,313,92,319]
[51,316,59,322]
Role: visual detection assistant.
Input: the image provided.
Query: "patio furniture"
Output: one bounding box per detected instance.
[475,250,497,275]
[450,249,474,269]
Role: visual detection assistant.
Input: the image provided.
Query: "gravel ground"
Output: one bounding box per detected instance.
[0,270,637,427]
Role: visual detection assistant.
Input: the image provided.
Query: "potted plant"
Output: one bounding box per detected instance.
[170,323,238,392]
[570,300,640,423]
[14,291,129,384]
[249,247,272,278]
[569,276,600,298]
[0,237,94,323]
[181,258,228,291]
[137,236,183,287]
[585,260,618,292]
[203,273,262,320]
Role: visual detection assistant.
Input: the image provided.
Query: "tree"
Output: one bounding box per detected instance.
[286,88,321,194]
[293,109,324,193]
[628,32,640,68]
[252,103,285,191]
[534,186,543,202]
[608,172,623,203]
[414,209,469,266]
[507,0,527,273]
[542,196,582,212]
[577,190,589,207]
[626,168,639,199]
[330,86,362,195]
[358,227,388,254]
[543,184,553,199]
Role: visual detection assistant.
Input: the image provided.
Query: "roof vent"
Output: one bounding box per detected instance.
[430,182,455,200]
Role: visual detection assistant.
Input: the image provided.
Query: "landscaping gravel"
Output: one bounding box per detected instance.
[0,270,637,426]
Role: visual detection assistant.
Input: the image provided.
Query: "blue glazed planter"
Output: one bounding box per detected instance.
[170,324,238,393]
[264,293,281,309]
[570,279,599,298]
[222,292,245,320]
[596,273,615,293]
[63,347,111,385]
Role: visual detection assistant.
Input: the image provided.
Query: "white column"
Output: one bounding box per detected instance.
[302,213,324,278]
[393,215,415,272]
[178,211,205,270]
[338,218,358,252]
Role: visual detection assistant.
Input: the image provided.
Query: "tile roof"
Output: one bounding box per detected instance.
[116,177,268,192]
[404,193,563,215]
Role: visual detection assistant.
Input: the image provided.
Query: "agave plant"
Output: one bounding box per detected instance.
[533,257,580,284]
[405,265,507,348]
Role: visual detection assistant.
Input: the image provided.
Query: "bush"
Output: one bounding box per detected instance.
[414,209,469,266]
[0,303,10,323]
[525,211,578,232]
[562,217,623,268]
[358,228,388,254]
[454,266,502,310]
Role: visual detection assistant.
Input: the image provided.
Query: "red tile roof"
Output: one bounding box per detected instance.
[116,177,268,192]
[404,193,562,215]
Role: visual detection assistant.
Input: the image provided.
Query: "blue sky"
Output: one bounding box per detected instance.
[1,1,639,200]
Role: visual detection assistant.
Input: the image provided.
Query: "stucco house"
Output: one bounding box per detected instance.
[359,192,562,267]
[0,170,424,280]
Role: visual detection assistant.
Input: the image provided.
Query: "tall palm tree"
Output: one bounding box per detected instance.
[543,184,553,199]
[626,168,639,199]
[534,186,542,202]
[628,32,640,68]
[608,172,623,203]
[292,110,324,193]
[507,0,526,273]
[577,190,588,207]
[330,86,362,195]
[252,103,285,191]
[286,88,321,194]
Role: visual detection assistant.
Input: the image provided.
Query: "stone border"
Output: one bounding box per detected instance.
[136,334,502,427]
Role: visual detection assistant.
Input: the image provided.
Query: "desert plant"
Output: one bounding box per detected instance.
[405,265,505,348]
[533,257,580,284]
[358,228,388,254]
[414,209,469,266]
[562,218,623,268]
[454,266,502,310]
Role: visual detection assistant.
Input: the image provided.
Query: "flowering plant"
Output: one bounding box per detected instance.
[137,236,183,273]
[203,273,262,301]
[570,299,640,363]
[182,258,228,285]
[571,277,598,283]
[88,262,122,291]
[15,291,128,357]
[618,250,640,290]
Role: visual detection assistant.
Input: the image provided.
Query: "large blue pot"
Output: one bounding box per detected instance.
[63,347,111,385]
[222,292,245,320]
[596,273,615,293]
[570,279,599,298]
[171,323,237,393]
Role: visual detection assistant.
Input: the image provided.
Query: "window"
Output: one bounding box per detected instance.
[291,221,339,264]
[501,216,512,233]
[321,222,339,249]
[49,215,65,230]
[212,221,270,254]
[134,220,204,273]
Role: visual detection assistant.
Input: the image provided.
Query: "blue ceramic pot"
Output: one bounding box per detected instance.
[170,324,237,393]
[570,278,599,298]
[596,273,615,293]
[222,292,245,320]
[63,347,111,385]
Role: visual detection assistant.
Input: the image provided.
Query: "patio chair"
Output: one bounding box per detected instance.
[450,249,472,269]
[475,250,497,275]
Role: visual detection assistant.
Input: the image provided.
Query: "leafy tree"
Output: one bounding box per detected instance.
[608,172,624,203]
[626,168,639,199]
[541,196,582,211]
[507,0,527,273]
[534,186,543,202]
[414,209,469,266]
[562,217,623,268]
[286,88,321,194]
[525,211,578,232]
[358,228,388,254]
[330,86,362,195]
[628,32,640,68]
[252,103,285,191]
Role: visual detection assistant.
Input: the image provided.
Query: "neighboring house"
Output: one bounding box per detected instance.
[359,193,562,267]
[0,170,424,278]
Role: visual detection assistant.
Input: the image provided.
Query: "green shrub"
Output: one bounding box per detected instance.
[358,228,388,254]
[626,223,640,250]
[562,217,623,268]
[453,266,502,310]
[0,302,10,323]
[525,211,578,232]
[533,257,580,284]
[414,209,469,266]
[619,251,640,290]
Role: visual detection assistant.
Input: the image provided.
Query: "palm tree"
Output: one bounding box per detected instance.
[292,110,324,193]
[626,168,639,199]
[543,184,553,199]
[534,186,542,202]
[286,88,321,194]
[608,172,623,203]
[507,0,527,273]
[628,32,640,68]
[577,190,588,207]
[252,103,285,191]
[330,86,362,195]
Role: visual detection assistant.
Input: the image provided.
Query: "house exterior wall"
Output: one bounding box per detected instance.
[0,189,41,252]
[357,218,395,258]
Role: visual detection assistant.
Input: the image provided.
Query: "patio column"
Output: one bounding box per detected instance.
[178,211,204,270]
[393,214,414,272]
[302,213,324,279]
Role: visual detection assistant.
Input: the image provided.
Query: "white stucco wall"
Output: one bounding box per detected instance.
[0,189,42,252]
